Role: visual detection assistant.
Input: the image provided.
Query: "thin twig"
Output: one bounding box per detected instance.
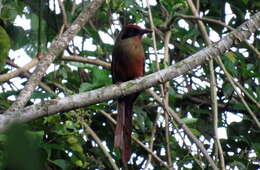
[6,60,57,97]
[145,0,160,71]
[147,88,219,170]
[186,0,224,168]
[57,0,68,27]
[144,106,161,168]
[0,53,44,82]
[175,125,205,169]
[147,1,175,167]
[163,31,173,167]
[146,0,170,167]
[46,81,74,95]
[77,115,119,170]
[233,80,260,110]
[216,56,260,128]
[132,137,169,169]
[196,0,200,13]
[62,55,111,70]
[71,0,76,16]
[174,13,260,59]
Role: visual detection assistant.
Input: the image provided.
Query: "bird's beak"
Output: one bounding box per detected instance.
[140,28,153,35]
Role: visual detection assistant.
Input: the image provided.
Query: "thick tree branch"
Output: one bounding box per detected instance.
[6,0,105,112]
[1,11,260,132]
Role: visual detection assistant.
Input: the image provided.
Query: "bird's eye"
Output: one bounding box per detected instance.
[121,27,139,39]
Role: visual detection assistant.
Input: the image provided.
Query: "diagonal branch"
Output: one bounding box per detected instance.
[1,11,260,132]
[6,0,105,112]
[6,60,57,97]
[0,53,44,82]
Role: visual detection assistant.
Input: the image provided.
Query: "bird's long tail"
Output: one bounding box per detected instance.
[114,99,125,149]
[114,94,137,164]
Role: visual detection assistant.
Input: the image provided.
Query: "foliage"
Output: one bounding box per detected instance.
[0,26,11,71]
[0,0,259,169]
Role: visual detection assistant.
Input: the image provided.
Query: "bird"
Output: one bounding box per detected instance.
[111,24,152,164]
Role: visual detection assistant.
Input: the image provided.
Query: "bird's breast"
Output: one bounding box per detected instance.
[112,37,145,82]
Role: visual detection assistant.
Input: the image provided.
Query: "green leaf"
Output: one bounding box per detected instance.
[26,130,44,145]
[182,118,198,125]
[230,161,247,170]
[0,99,11,108]
[67,136,78,144]
[190,108,210,115]
[134,107,146,132]
[252,142,260,155]
[242,0,248,5]
[223,83,234,98]
[183,29,198,41]
[0,90,18,98]
[44,144,66,151]
[222,54,237,76]
[8,26,28,50]
[68,62,88,68]
[246,64,254,70]
[0,4,19,21]
[79,82,95,92]
[30,14,39,31]
[74,160,83,167]
[168,87,176,107]
[79,66,111,92]
[0,26,11,71]
[225,52,237,64]
[92,66,111,85]
[70,143,83,154]
[0,134,7,142]
[4,125,46,170]
[189,128,201,136]
[51,159,68,170]
[31,91,54,99]
[233,102,246,111]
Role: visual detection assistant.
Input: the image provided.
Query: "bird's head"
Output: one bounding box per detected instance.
[121,24,152,40]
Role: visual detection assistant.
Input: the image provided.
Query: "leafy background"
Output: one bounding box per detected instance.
[0,0,259,169]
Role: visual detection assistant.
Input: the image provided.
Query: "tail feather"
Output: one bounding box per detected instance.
[114,100,125,148]
[122,100,133,163]
[114,93,139,164]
